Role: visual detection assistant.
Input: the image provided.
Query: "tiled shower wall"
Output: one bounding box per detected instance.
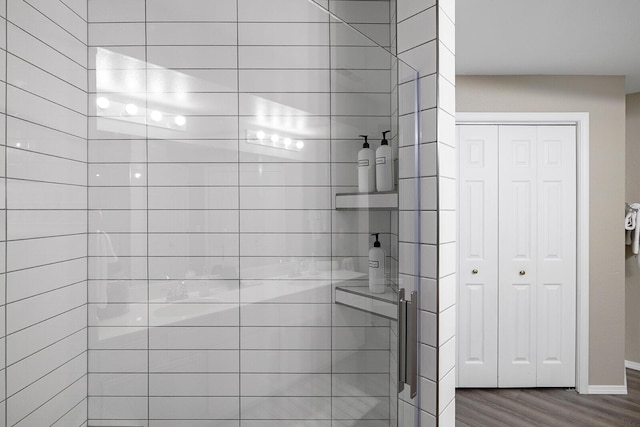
[397,0,456,425]
[1,0,89,426]
[87,0,400,426]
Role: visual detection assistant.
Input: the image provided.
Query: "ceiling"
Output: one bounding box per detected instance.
[456,0,640,94]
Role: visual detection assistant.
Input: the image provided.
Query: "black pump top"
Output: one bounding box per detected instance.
[371,233,381,247]
[381,130,391,146]
[359,135,369,148]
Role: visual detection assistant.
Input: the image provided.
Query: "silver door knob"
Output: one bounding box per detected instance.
[472,269,478,274]
[519,270,526,276]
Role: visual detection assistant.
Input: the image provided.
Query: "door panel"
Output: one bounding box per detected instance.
[536,126,576,387]
[457,125,498,387]
[498,126,538,387]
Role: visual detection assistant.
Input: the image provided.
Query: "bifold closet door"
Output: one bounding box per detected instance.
[457,125,499,387]
[498,125,576,388]
[458,124,577,388]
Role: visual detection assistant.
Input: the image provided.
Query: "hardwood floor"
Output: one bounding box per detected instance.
[456,369,640,426]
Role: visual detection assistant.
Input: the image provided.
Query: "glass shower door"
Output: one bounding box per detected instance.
[87,1,419,426]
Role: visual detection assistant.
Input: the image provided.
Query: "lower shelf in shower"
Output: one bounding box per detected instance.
[334,285,398,320]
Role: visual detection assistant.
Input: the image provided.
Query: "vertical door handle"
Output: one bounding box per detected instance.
[397,289,418,398]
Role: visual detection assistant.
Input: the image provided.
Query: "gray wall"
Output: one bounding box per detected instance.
[457,75,627,386]
[626,92,640,365]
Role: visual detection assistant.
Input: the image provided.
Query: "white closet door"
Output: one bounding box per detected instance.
[457,125,499,387]
[536,126,576,387]
[498,126,539,387]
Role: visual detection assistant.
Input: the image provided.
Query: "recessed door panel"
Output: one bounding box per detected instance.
[536,126,576,387]
[498,126,538,387]
[457,125,498,387]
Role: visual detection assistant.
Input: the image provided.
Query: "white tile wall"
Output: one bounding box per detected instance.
[2,0,88,426]
[397,0,456,425]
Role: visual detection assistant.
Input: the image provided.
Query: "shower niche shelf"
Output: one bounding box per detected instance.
[335,191,398,210]
[335,285,398,320]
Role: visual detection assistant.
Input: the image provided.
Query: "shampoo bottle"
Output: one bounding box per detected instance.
[368,233,385,294]
[375,130,393,192]
[357,135,376,193]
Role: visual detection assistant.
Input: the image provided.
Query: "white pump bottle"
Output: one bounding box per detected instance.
[357,135,375,193]
[368,233,385,294]
[375,130,393,192]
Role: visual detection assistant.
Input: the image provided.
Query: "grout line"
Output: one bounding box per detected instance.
[143,0,150,423]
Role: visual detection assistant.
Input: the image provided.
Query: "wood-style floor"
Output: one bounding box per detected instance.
[456,369,640,426]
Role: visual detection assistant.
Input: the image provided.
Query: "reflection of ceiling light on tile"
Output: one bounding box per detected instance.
[256,131,265,140]
[96,97,110,109]
[174,115,186,126]
[296,140,304,149]
[95,174,100,177]
[134,172,142,179]
[283,138,292,147]
[270,134,280,143]
[125,103,138,115]
[150,110,163,122]
[16,142,21,148]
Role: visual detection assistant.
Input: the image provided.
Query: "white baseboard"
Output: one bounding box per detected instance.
[625,360,640,371]
[587,385,628,394]
[587,365,628,394]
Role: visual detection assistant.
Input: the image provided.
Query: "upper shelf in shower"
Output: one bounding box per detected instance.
[335,192,398,210]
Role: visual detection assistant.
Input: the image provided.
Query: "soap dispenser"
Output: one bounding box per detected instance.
[357,135,375,193]
[368,233,385,294]
[375,130,393,192]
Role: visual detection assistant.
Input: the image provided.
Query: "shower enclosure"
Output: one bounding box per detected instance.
[0,0,421,425]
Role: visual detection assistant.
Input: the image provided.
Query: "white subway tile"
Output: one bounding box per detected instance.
[89,349,148,373]
[150,373,239,396]
[333,396,389,420]
[88,0,145,21]
[89,210,147,234]
[149,350,239,373]
[89,23,146,46]
[148,187,238,210]
[241,373,331,396]
[329,0,390,23]
[239,92,330,117]
[89,373,148,396]
[239,23,328,46]
[150,396,239,420]
[9,0,86,67]
[89,187,147,210]
[147,0,237,22]
[150,326,239,350]
[8,86,86,138]
[7,25,86,90]
[8,56,87,114]
[8,282,86,333]
[88,326,148,350]
[241,350,331,373]
[7,234,86,271]
[241,397,330,420]
[241,304,330,327]
[149,304,239,327]
[148,256,238,280]
[7,306,85,363]
[238,0,329,22]
[148,22,237,46]
[88,303,147,327]
[7,117,86,161]
[332,327,390,350]
[332,350,389,373]
[148,46,237,69]
[239,69,330,92]
[397,0,436,22]
[7,258,86,302]
[149,210,238,233]
[241,280,331,304]
[145,69,238,93]
[241,327,331,350]
[88,396,148,420]
[148,140,238,163]
[240,186,330,210]
[8,209,86,240]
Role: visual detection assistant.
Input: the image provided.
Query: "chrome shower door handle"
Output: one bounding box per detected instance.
[397,288,418,398]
